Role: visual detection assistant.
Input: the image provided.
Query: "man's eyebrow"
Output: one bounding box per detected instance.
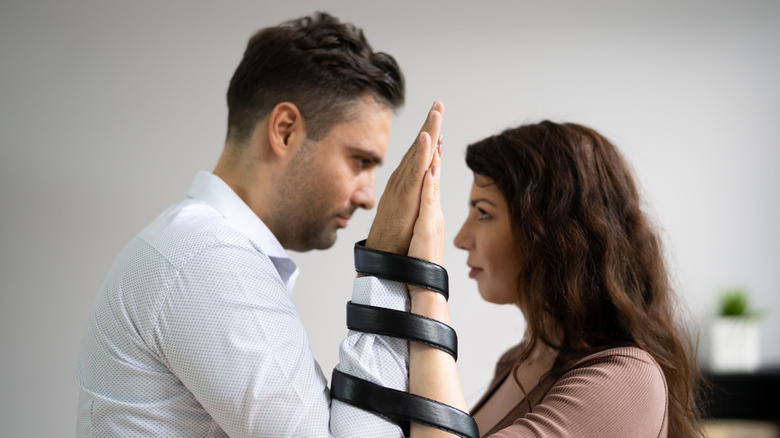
[470,198,497,207]
[346,146,383,166]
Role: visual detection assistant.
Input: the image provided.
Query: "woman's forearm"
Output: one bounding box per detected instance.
[409,288,469,437]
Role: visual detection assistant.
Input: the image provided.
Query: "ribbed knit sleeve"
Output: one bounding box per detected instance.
[488,347,668,438]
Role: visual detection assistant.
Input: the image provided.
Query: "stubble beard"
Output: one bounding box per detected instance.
[297,211,339,251]
[273,145,340,252]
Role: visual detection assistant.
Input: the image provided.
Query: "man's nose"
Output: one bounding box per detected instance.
[351,177,376,210]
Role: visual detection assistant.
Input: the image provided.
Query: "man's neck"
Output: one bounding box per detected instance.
[213,146,271,227]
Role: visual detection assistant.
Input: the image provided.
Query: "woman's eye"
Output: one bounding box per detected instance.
[477,207,490,220]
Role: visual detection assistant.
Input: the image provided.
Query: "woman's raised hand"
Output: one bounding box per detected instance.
[406,125,470,438]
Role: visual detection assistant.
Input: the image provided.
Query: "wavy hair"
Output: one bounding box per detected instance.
[465,121,704,437]
[226,12,404,144]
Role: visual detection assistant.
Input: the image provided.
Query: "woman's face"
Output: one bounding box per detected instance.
[454,174,523,305]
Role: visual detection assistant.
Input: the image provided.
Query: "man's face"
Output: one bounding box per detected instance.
[273,95,392,251]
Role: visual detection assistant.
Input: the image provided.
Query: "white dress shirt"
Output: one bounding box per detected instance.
[75,171,408,437]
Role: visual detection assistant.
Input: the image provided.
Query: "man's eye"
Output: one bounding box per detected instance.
[355,158,371,170]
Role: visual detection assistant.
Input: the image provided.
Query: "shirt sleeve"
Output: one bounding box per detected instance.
[489,353,668,438]
[157,244,333,437]
[330,276,410,437]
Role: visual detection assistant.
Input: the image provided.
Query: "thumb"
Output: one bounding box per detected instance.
[409,147,443,264]
[421,133,442,217]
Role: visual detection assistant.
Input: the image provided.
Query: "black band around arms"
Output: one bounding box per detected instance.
[346,301,458,360]
[354,239,449,300]
[331,240,477,437]
[331,369,479,438]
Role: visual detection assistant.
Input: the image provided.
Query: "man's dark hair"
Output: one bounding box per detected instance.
[226,12,405,144]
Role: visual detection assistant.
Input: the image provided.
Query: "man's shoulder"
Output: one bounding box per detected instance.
[137,198,269,269]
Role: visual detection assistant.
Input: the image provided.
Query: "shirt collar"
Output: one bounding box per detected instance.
[186,171,299,291]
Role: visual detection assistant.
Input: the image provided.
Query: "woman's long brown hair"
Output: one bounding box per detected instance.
[466,121,704,437]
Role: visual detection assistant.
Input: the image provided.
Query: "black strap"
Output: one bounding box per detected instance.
[346,301,458,360]
[341,239,475,436]
[331,369,479,438]
[354,239,449,300]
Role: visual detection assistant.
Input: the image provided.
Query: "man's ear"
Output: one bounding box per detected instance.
[268,102,305,158]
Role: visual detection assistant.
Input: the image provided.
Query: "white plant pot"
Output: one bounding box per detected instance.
[710,317,760,372]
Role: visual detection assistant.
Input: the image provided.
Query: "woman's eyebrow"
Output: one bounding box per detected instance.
[470,198,497,207]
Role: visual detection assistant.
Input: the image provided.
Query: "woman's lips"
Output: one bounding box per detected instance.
[468,266,483,278]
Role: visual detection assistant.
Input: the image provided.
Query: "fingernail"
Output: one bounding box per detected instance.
[431,164,437,177]
[431,101,438,110]
[438,134,443,156]
[418,131,425,143]
[428,110,436,122]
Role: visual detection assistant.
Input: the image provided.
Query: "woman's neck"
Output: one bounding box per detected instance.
[519,306,563,352]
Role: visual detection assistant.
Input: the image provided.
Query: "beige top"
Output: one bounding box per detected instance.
[471,345,668,438]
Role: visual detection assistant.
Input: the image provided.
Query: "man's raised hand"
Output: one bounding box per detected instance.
[365,101,444,254]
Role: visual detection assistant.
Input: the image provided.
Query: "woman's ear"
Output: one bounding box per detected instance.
[268,102,305,158]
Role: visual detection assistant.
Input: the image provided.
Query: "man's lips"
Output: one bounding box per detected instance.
[335,207,356,229]
[336,216,350,228]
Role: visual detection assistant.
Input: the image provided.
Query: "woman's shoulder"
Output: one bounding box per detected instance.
[491,346,669,437]
[562,346,667,399]
[573,346,663,369]
[545,346,668,435]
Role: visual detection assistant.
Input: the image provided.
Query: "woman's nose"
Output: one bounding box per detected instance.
[453,220,471,250]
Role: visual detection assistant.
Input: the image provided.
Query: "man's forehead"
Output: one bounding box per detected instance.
[343,93,393,119]
[332,104,392,155]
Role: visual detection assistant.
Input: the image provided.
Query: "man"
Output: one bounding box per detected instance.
[75,12,443,437]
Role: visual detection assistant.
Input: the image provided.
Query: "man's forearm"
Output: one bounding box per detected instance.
[330,276,410,437]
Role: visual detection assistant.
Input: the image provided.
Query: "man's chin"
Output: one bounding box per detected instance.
[286,222,343,252]
[304,230,339,252]
[312,239,337,251]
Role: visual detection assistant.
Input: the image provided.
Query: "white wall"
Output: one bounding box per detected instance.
[1,1,778,436]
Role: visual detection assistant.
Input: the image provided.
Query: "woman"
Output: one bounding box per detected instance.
[406,121,704,437]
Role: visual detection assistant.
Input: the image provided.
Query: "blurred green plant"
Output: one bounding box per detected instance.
[717,287,765,319]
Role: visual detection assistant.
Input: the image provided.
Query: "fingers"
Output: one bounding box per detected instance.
[417,101,444,175]
[409,135,444,264]
[423,131,442,212]
[398,102,444,186]
[419,101,444,155]
[421,135,442,230]
[416,131,433,177]
[432,132,442,200]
